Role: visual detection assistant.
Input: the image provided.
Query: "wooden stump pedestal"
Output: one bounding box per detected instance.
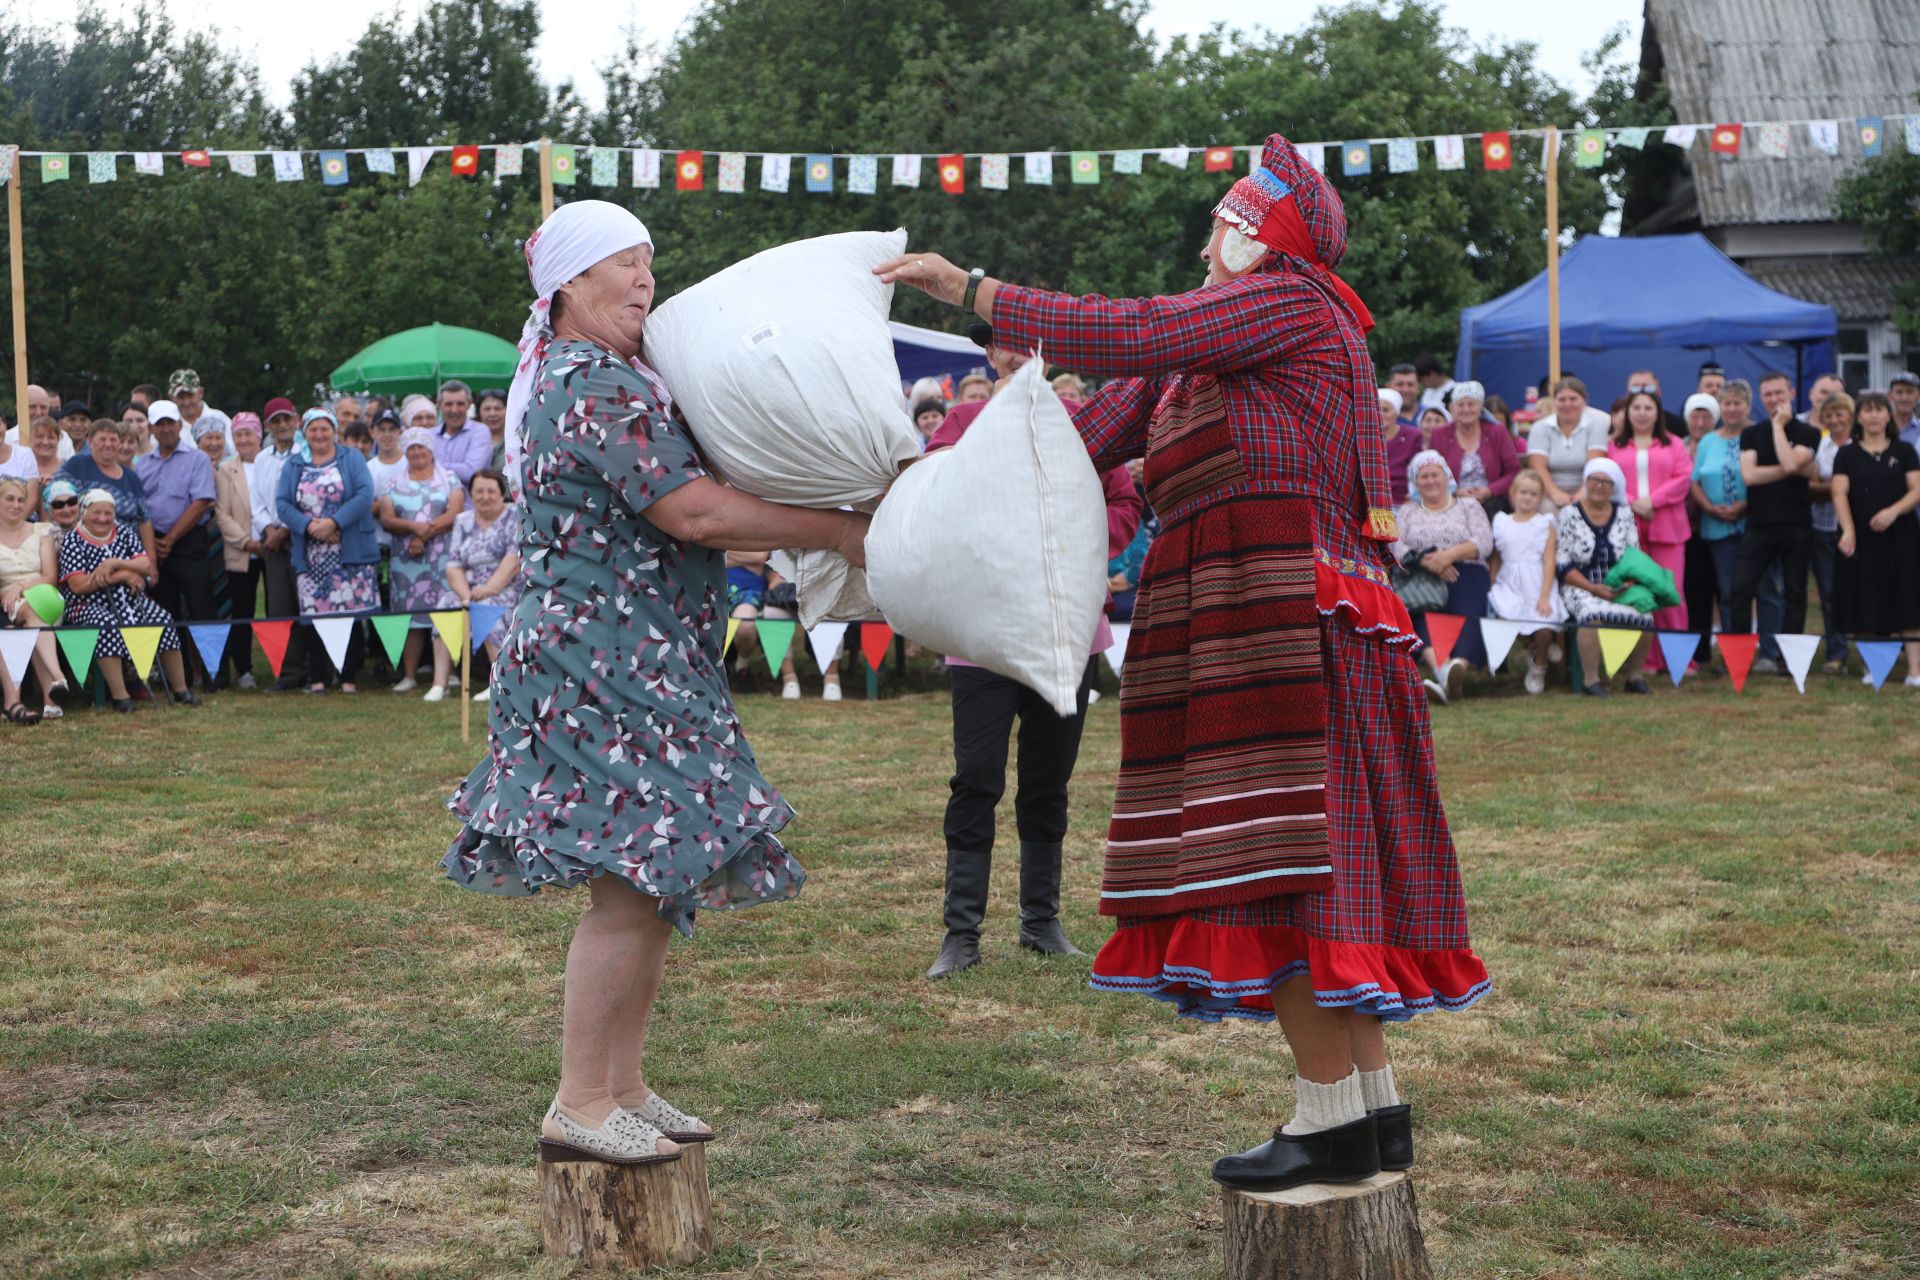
[538,1145,713,1270]
[1223,1171,1434,1280]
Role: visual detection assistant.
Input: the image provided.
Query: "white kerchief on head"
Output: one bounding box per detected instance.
[505,200,656,487]
[1683,392,1720,423]
[1450,380,1485,404]
[1378,387,1403,416]
[1584,456,1628,501]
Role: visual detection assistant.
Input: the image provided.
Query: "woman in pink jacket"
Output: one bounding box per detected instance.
[1607,391,1694,651]
[1427,381,1523,512]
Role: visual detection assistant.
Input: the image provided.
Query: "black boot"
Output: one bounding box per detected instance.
[1372,1103,1412,1171]
[927,847,988,980]
[1016,841,1085,956]
[1210,1114,1381,1191]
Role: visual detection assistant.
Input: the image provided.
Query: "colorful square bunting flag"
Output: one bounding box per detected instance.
[407,146,433,185]
[1113,149,1143,175]
[1574,128,1606,168]
[848,154,877,194]
[717,152,745,193]
[1069,151,1099,184]
[1386,138,1417,173]
[272,151,303,181]
[1203,146,1235,172]
[451,145,480,178]
[892,154,921,186]
[1662,125,1698,149]
[227,152,257,177]
[181,149,212,168]
[1434,134,1465,170]
[632,148,660,188]
[1297,142,1326,172]
[86,153,116,183]
[675,150,703,190]
[550,144,577,186]
[133,151,163,175]
[1613,126,1649,150]
[1806,121,1839,155]
[1906,116,1920,155]
[41,154,69,182]
[0,145,14,187]
[980,153,1009,190]
[1481,132,1512,170]
[494,145,523,176]
[1857,117,1883,157]
[806,155,834,192]
[1158,146,1190,168]
[1341,141,1371,175]
[1755,123,1789,158]
[321,150,351,184]
[760,153,791,192]
[1023,151,1052,184]
[589,146,617,186]
[364,148,395,175]
[936,153,964,193]
[1709,123,1742,155]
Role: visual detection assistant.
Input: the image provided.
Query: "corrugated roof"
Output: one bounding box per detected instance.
[1741,254,1920,320]
[1644,0,1920,226]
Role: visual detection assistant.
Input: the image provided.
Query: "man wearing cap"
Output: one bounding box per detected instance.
[1696,362,1726,400]
[58,401,95,456]
[137,399,221,689]
[4,385,70,461]
[169,369,234,459]
[432,379,490,487]
[1890,372,1920,451]
[250,397,309,690]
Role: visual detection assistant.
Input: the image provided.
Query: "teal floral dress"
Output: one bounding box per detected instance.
[443,340,802,936]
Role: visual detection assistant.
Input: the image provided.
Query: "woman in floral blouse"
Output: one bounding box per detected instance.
[445,467,523,701]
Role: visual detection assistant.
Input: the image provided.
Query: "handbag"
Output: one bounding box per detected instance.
[763,581,799,612]
[1390,550,1450,613]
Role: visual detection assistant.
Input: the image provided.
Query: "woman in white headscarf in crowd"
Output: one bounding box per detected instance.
[1556,456,1654,695]
[400,395,439,431]
[443,201,870,1167]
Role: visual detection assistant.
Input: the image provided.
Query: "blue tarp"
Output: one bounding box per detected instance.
[891,320,989,386]
[1456,234,1837,412]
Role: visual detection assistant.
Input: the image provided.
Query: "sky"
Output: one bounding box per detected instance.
[19,0,1643,110]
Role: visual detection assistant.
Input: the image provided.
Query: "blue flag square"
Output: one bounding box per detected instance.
[319,150,350,185]
[1857,117,1884,158]
[1341,141,1372,176]
[804,155,834,192]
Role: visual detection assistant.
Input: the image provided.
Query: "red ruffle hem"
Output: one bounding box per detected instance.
[1314,548,1423,652]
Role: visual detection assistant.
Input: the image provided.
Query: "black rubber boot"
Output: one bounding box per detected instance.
[1211,1113,1381,1192]
[1017,841,1085,956]
[1372,1103,1413,1171]
[927,847,989,980]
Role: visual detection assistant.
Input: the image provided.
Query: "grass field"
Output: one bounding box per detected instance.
[4,662,1918,1279]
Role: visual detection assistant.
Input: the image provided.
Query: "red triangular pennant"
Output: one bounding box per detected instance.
[859,622,894,671]
[1424,613,1465,667]
[254,619,292,677]
[1717,633,1757,692]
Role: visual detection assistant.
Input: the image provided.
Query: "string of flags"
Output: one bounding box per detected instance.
[4,113,1916,192]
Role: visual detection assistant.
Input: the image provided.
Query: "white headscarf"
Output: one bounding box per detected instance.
[1583,456,1628,501]
[1377,387,1403,416]
[505,201,656,485]
[1408,448,1456,496]
[1450,380,1485,405]
[1683,392,1720,424]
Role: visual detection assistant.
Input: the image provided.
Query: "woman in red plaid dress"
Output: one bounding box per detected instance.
[879,133,1489,1192]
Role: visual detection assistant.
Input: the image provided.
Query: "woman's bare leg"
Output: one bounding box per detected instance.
[1272,975,1357,1085]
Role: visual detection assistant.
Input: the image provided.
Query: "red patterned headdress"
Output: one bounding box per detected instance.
[1213,135,1374,334]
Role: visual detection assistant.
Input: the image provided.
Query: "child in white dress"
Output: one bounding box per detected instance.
[1487,470,1566,694]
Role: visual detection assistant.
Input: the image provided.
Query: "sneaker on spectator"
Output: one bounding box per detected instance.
[423,685,447,703]
[473,688,490,702]
[1863,672,1875,687]
[237,673,257,690]
[392,677,419,693]
[1422,677,1448,706]
[41,702,63,720]
[781,680,802,700]
[1751,656,1780,675]
[1906,675,1920,690]
[1087,688,1102,704]
[822,680,842,702]
[1524,662,1546,696]
[1441,657,1466,703]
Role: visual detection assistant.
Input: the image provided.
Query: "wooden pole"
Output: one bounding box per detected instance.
[1544,126,1562,387]
[461,610,471,743]
[7,148,26,434]
[539,138,555,223]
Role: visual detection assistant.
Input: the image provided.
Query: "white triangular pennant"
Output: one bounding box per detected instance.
[1104,623,1132,676]
[407,146,433,186]
[314,616,357,674]
[1774,633,1819,693]
[0,629,36,684]
[1479,618,1522,672]
[806,621,849,674]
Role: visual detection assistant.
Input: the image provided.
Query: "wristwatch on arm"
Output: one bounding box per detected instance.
[962,266,986,314]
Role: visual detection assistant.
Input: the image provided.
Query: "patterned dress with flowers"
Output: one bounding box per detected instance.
[294,459,381,615]
[448,506,525,649]
[385,467,460,627]
[443,340,801,936]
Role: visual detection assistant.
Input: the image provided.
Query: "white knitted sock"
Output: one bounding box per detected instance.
[1280,1068,1367,1136]
[1358,1065,1400,1111]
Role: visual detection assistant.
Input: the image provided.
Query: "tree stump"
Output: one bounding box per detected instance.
[538,1144,712,1270]
[1223,1171,1434,1280]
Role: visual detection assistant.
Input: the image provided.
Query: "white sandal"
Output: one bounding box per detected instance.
[538,1101,682,1165]
[620,1092,715,1143]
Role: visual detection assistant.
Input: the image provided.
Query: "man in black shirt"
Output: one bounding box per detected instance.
[1729,371,1819,665]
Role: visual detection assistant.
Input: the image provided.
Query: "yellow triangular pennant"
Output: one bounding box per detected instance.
[1597,627,1641,677]
[725,617,739,656]
[429,610,467,654]
[121,626,164,680]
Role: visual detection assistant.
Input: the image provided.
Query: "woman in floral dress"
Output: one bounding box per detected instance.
[275,408,381,693]
[376,427,463,700]
[445,467,523,701]
[443,201,870,1167]
[58,488,198,709]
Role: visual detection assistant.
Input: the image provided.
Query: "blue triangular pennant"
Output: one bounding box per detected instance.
[468,603,506,651]
[1856,640,1900,691]
[1656,632,1698,688]
[187,624,232,672]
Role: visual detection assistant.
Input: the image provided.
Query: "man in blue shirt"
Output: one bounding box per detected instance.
[136,400,221,691]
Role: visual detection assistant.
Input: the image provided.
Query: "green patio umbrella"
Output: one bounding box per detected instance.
[328,323,520,398]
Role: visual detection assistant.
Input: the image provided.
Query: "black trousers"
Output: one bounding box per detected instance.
[220,560,260,681]
[259,544,309,683]
[153,523,221,685]
[944,665,1090,855]
[1729,522,1811,644]
[293,619,365,684]
[1683,533,1719,663]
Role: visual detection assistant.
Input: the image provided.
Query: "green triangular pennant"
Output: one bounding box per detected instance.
[371,614,412,668]
[56,628,98,683]
[756,619,796,677]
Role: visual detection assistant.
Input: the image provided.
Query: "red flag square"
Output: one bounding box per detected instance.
[1709,123,1742,155]
[674,150,704,191]
[1203,146,1235,172]
[1480,132,1512,170]
[450,144,480,177]
[180,148,212,168]
[937,153,965,194]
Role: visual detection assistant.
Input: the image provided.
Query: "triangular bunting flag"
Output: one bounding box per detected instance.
[1856,640,1900,691]
[0,629,37,684]
[806,621,849,673]
[1424,613,1464,666]
[1479,619,1522,672]
[1656,632,1697,687]
[121,626,164,680]
[1775,633,1819,693]
[430,610,467,654]
[859,622,893,671]
[253,619,292,677]
[56,628,98,684]
[1597,627,1641,677]
[370,614,411,668]
[724,617,740,656]
[1104,622,1132,677]
[757,619,796,677]
[468,604,505,651]
[1717,633,1757,692]
[187,624,232,675]
[314,617,357,673]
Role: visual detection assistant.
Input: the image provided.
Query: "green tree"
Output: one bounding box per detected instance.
[1833,95,1920,332]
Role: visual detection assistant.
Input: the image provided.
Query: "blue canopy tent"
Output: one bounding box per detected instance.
[891,320,988,386]
[1456,234,1837,412]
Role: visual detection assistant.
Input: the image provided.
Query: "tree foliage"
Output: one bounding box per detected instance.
[4,0,1619,416]
[1833,94,1920,331]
